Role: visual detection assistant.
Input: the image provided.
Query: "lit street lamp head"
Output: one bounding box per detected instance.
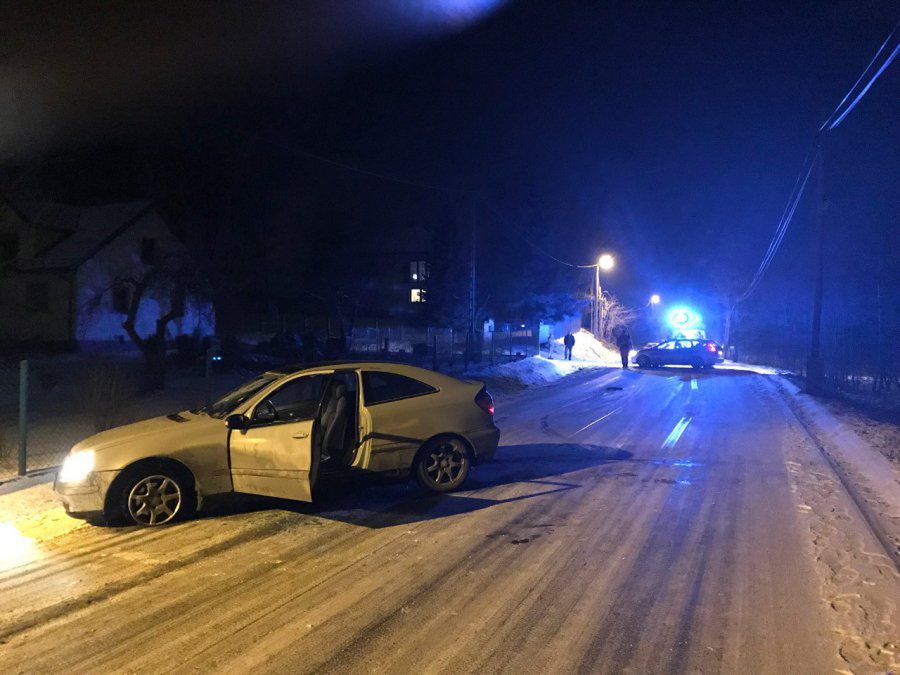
[598,254,615,271]
[650,294,661,305]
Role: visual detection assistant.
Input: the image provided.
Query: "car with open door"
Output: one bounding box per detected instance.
[632,338,724,369]
[54,362,500,526]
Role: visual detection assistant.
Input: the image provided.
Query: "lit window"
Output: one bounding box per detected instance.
[409,261,430,282]
[410,288,426,303]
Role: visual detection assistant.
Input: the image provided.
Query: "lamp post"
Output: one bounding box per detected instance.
[592,254,615,339]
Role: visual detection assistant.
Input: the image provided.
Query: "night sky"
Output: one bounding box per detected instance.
[1,0,897,333]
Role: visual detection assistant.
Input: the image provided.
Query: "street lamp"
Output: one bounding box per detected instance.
[592,254,615,338]
[649,294,661,305]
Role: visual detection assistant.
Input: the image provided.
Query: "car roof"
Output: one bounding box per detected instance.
[269,359,423,375]
[265,360,472,388]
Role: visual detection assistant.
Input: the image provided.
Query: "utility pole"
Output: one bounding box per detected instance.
[806,140,826,393]
[470,201,477,335]
[593,263,601,339]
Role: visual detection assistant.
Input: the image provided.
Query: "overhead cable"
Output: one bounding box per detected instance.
[738,149,818,301]
[819,21,900,131]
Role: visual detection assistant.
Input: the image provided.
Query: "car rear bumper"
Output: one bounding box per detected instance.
[467,425,501,464]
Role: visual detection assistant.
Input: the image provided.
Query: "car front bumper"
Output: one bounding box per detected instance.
[468,425,501,464]
[54,471,119,518]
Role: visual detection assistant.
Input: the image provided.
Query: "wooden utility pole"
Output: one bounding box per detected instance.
[468,201,477,363]
[470,201,477,335]
[806,141,826,393]
[593,263,601,339]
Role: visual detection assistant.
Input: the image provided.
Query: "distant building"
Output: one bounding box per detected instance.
[0,199,213,350]
[369,224,433,317]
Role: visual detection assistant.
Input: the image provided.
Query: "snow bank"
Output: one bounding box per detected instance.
[774,377,900,526]
[722,361,786,375]
[551,328,621,364]
[466,355,604,391]
[466,330,617,392]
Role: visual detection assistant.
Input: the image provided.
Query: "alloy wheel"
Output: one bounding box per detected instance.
[423,440,467,486]
[127,475,182,526]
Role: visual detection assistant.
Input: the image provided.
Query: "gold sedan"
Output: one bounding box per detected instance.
[55,362,500,526]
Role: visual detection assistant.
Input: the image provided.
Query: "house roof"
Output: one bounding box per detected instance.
[20,201,152,270]
[9,199,82,232]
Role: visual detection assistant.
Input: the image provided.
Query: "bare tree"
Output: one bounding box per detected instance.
[600,292,636,344]
[82,246,210,391]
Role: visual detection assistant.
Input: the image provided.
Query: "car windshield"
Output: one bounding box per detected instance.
[202,374,280,418]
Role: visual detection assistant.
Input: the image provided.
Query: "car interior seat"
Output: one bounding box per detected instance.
[320,382,350,460]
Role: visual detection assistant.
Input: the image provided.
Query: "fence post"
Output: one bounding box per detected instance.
[18,359,28,476]
[205,348,213,407]
[464,331,470,370]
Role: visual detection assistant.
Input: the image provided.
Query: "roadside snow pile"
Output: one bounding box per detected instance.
[775,377,900,524]
[723,361,787,375]
[465,354,604,393]
[551,328,621,364]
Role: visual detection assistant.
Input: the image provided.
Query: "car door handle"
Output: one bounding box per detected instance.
[292,431,309,439]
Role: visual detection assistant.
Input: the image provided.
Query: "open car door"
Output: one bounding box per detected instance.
[228,373,330,502]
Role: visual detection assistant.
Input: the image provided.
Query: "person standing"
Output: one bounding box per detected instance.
[616,328,632,368]
[563,332,575,360]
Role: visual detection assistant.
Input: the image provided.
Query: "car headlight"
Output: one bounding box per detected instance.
[59,450,95,483]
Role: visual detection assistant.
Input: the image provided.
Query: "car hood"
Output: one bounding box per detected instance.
[71,411,221,453]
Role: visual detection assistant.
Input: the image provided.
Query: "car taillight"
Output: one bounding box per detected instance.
[706,342,717,352]
[475,387,494,416]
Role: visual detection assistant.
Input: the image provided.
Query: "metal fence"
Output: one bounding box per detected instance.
[347,325,545,369]
[0,355,243,481]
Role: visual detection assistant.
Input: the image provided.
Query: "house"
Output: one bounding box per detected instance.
[0,199,213,350]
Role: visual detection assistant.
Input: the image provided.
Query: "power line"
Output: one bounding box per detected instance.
[737,22,898,302]
[819,21,900,132]
[479,200,599,268]
[738,149,818,301]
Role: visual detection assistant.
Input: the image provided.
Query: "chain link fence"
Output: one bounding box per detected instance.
[0,355,243,481]
[346,325,545,370]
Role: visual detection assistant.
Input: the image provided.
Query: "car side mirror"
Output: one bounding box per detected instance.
[226,413,250,430]
[252,399,278,424]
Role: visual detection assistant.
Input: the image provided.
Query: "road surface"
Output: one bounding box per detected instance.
[1,366,896,673]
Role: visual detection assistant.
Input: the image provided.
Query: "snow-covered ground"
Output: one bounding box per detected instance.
[464,329,619,392]
[551,328,622,363]
[772,378,900,545]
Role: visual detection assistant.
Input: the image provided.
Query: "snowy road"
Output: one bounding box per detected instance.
[1,367,897,673]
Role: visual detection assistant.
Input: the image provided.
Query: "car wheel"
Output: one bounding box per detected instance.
[636,355,650,368]
[116,464,196,527]
[415,437,471,493]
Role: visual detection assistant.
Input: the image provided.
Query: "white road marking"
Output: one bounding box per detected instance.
[573,408,620,436]
[691,379,698,391]
[662,416,692,449]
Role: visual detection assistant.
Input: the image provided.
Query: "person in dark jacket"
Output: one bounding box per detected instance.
[563,332,575,360]
[615,329,632,368]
